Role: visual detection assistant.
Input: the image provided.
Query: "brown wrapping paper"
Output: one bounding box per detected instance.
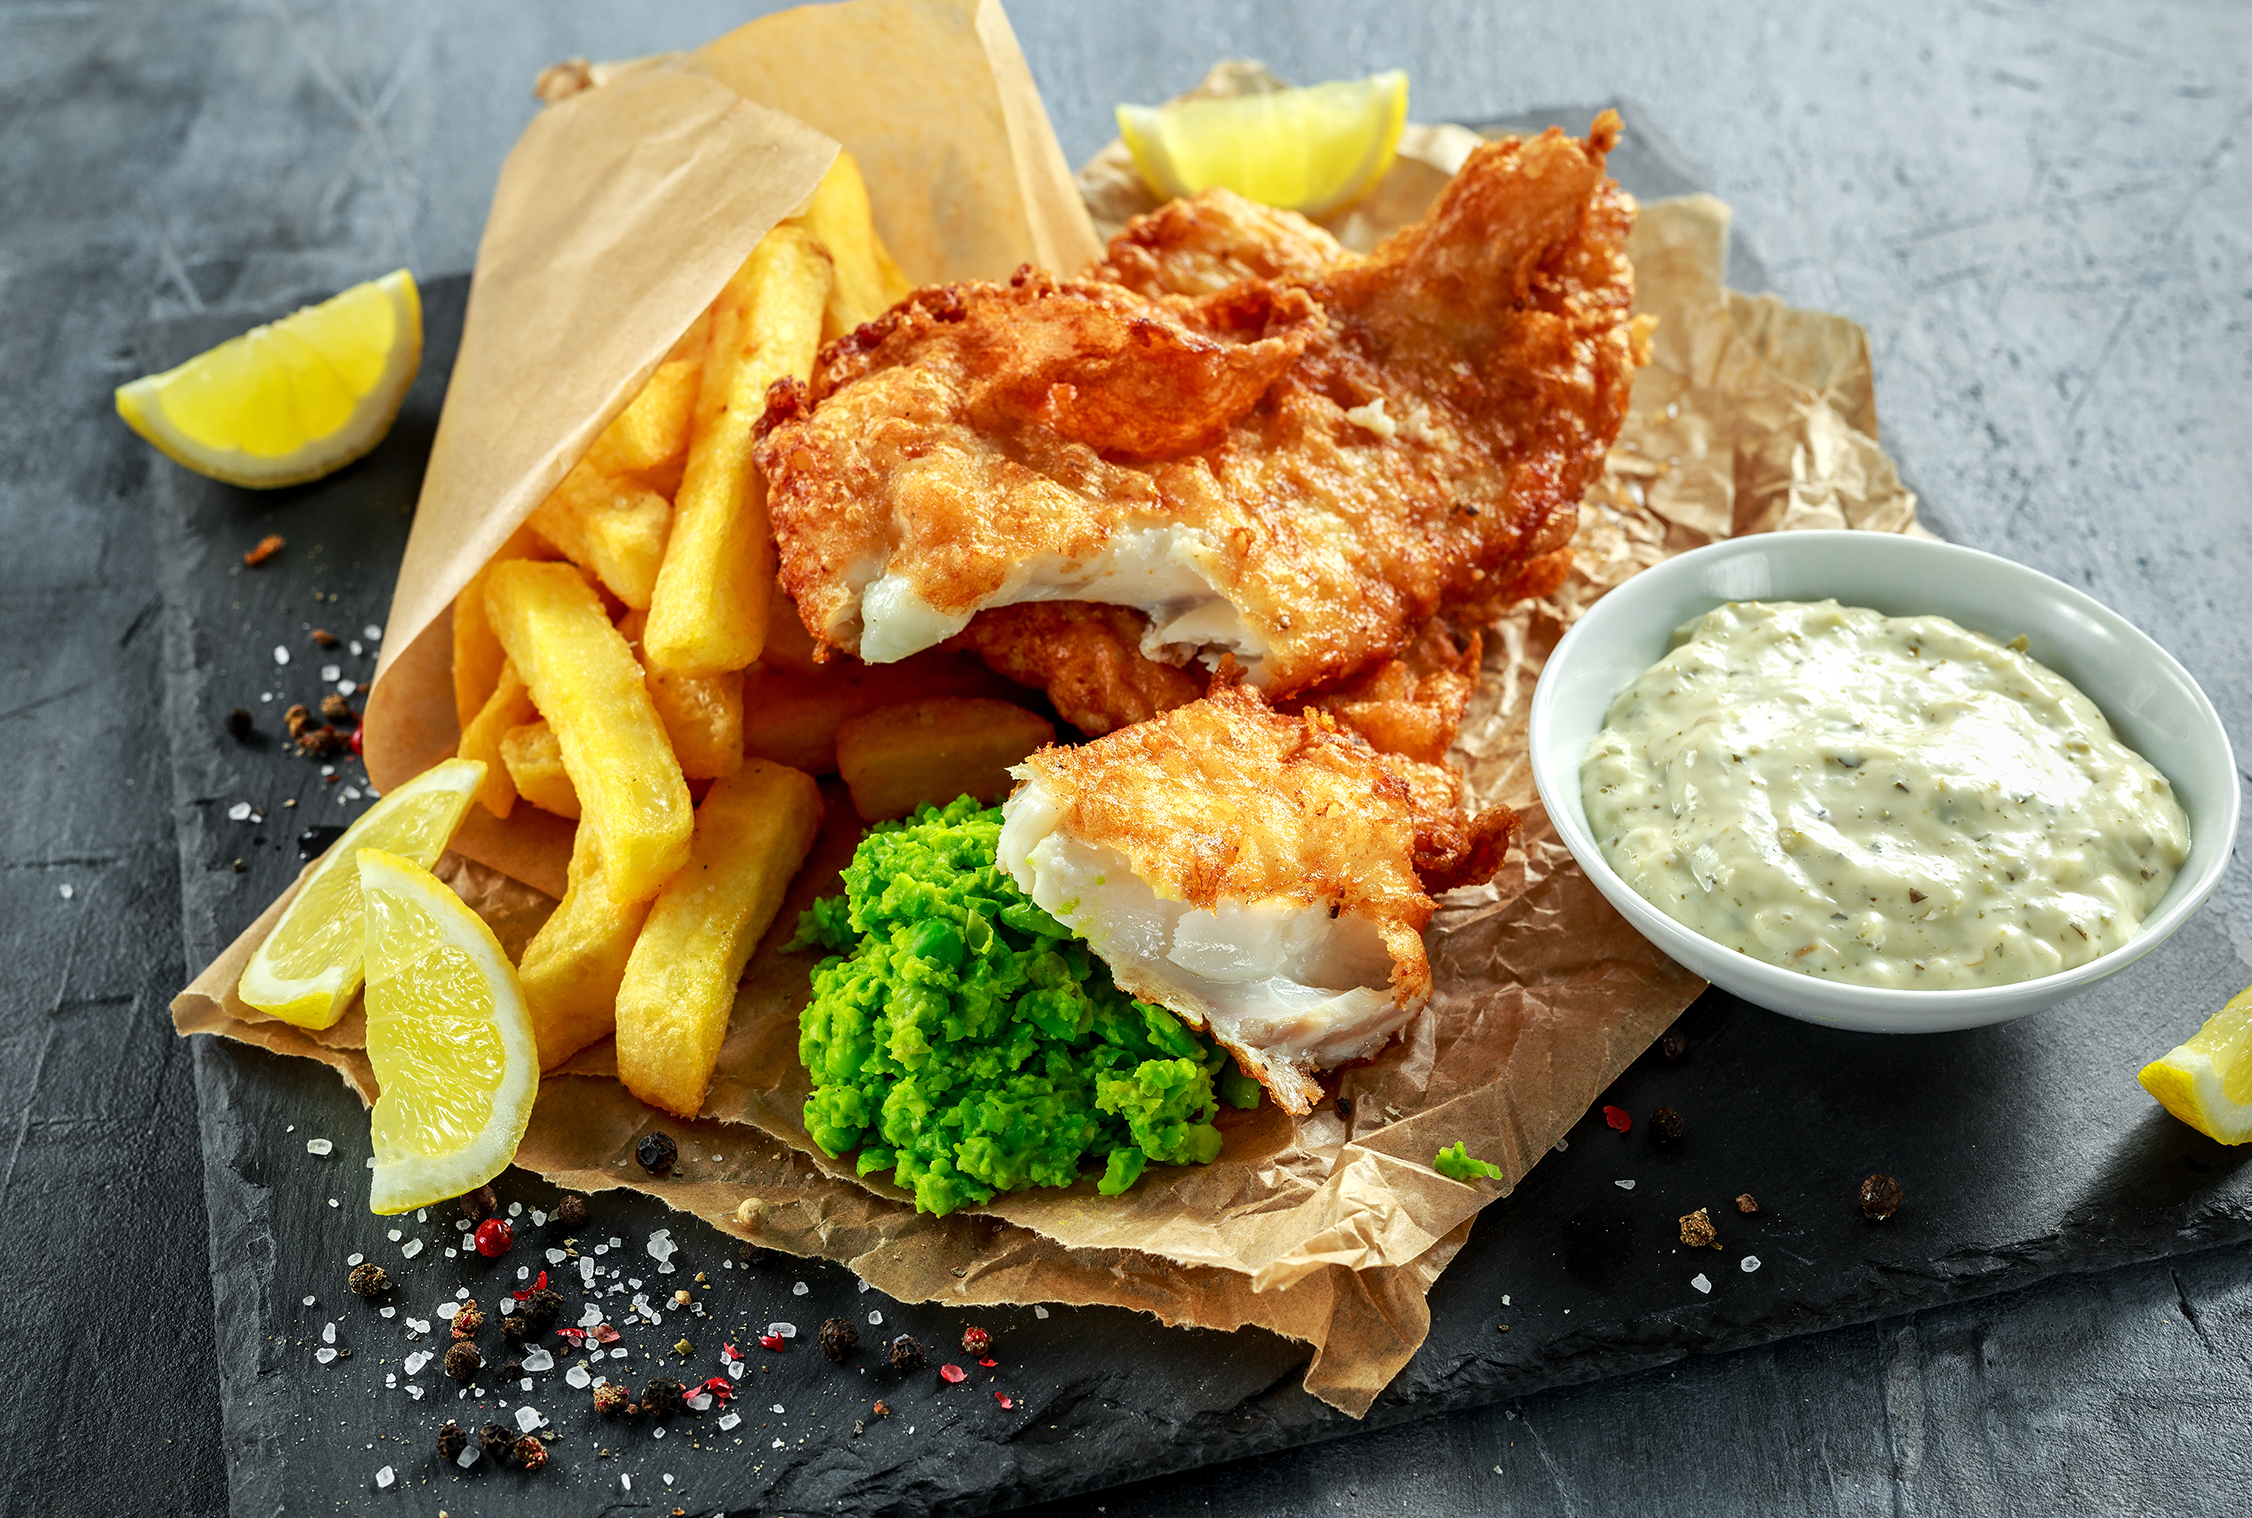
[174,39,1920,1415]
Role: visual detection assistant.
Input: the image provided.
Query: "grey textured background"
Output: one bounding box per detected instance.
[3,1,2248,1514]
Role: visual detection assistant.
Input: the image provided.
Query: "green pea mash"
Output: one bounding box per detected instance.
[1433,1142,1504,1182]
[793,796,1260,1216]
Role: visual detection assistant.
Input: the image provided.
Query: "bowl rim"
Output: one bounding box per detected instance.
[1526,529,2240,1023]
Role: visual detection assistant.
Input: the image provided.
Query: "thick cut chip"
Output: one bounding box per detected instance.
[499,721,580,820]
[739,649,1026,775]
[237,758,484,1029]
[835,697,1054,822]
[647,665,745,780]
[584,356,702,488]
[452,522,553,728]
[518,823,651,1069]
[615,762,824,1117]
[458,660,537,818]
[359,847,537,1212]
[789,149,910,340]
[527,461,673,611]
[484,559,691,904]
[643,226,833,677]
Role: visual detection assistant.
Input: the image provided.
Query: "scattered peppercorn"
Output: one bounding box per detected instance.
[1860,1172,1904,1221]
[1602,1104,1632,1133]
[284,703,317,740]
[434,1420,467,1461]
[555,1195,588,1228]
[1678,1207,1719,1249]
[512,1434,547,1472]
[474,1218,514,1258]
[320,692,353,722]
[818,1317,859,1363]
[673,1338,694,1358]
[1335,1096,1353,1119]
[871,1400,891,1418]
[960,1326,991,1357]
[443,1342,482,1381]
[243,534,285,567]
[885,1336,927,1374]
[853,1419,866,1438]
[593,1382,630,1417]
[673,1290,691,1307]
[1651,1106,1686,1146]
[499,1359,524,1380]
[1736,1193,1760,1215]
[225,708,254,741]
[939,1363,968,1385]
[450,1301,485,1340]
[641,1378,686,1418]
[636,1131,678,1176]
[311,628,339,649]
[1661,1030,1688,1062]
[520,1287,563,1332]
[477,1422,513,1461]
[460,1184,499,1222]
[299,725,348,757]
[347,1262,389,1297]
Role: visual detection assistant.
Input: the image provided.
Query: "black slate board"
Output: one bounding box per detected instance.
[156,106,2252,1516]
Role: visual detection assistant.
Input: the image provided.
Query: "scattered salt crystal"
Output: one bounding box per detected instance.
[454,1286,470,1299]
[1691,1273,1712,1294]
[374,1465,394,1490]
[522,1347,555,1373]
[401,1239,424,1258]
[515,1405,544,1433]
[767,1321,798,1339]
[628,1277,643,1290]
[664,1474,675,1486]
[579,1304,603,1328]
[652,1427,666,1440]
[508,1201,523,1217]
[406,1384,424,1400]
[444,1249,457,1259]
[727,1361,744,1381]
[328,1199,339,1208]
[456,1218,470,1231]
[1742,1255,1763,1273]
[306,1138,333,1156]
[770,1402,785,1414]
[1615,1179,1636,1190]
[609,1236,622,1246]
[302,1295,316,1307]
[342,786,361,801]
[322,1322,336,1344]
[565,1364,592,1389]
[58,884,73,900]
[866,1310,883,1327]
[387,1229,402,1242]
[531,1209,547,1226]
[771,1438,783,1449]
[792,1281,809,1296]
[417,1208,428,1223]
[546,1248,566,1266]
[659,1261,675,1274]
[348,640,363,656]
[406,1318,431,1335]
[261,691,273,702]
[365,1157,376,1168]
[364,624,382,641]
[723,1259,734,1270]
[718,1411,740,1431]
[315,1347,338,1364]
[347,1252,364,1266]
[273,645,290,666]
[320,663,341,682]
[686,1393,712,1412]
[379,1307,396,1319]
[516,1265,529,1281]
[619,1475,631,1492]
[1502,1295,1511,1306]
[455,1445,478,1469]
[858,1278,872,1293]
[385,1373,396,1388]
[227,802,252,822]
[593,1244,608,1256]
[1035,1306,1049,1320]
[437,1303,459,1321]
[1553,1137,1570,1153]
[404,1351,432,1376]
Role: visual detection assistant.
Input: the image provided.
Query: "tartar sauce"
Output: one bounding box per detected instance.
[1581,599,2190,989]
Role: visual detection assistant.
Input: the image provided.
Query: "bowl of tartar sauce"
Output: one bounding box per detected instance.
[1528,531,2238,1033]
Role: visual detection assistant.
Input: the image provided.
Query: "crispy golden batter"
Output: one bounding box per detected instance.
[1284,616,1482,766]
[951,603,1202,737]
[1091,188,1359,296]
[758,114,1641,698]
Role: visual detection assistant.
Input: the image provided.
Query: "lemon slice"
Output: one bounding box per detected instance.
[358,848,537,1214]
[2139,984,2252,1144]
[237,758,485,1028]
[1117,71,1408,219]
[115,268,422,488]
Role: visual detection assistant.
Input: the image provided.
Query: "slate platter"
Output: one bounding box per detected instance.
[153,107,2252,1516]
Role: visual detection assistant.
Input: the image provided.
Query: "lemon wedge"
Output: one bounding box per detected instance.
[358,848,537,1214]
[2139,985,2252,1144]
[237,758,484,1028]
[1117,71,1408,219]
[115,268,422,488]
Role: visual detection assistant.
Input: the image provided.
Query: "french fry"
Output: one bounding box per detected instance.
[458,660,537,818]
[647,665,744,780]
[836,697,1055,822]
[519,822,650,1069]
[526,461,672,610]
[615,761,823,1118]
[583,356,701,488]
[452,521,552,729]
[500,720,580,820]
[789,149,909,339]
[760,583,825,677]
[643,226,833,678]
[740,650,1028,774]
[485,559,691,903]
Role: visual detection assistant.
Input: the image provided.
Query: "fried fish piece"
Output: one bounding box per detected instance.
[950,602,1202,737]
[1090,188,1359,297]
[759,113,1641,701]
[997,681,1513,1114]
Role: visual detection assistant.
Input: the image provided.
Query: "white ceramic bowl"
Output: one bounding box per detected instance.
[1527,530,2239,1033]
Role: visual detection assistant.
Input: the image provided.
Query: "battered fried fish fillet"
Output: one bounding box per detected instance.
[1091,189,1360,296]
[997,682,1514,1114]
[758,113,1642,699]
[951,602,1201,737]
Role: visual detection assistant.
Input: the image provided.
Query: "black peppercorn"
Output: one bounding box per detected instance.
[1661,1030,1688,1062]
[885,1335,927,1374]
[818,1317,859,1363]
[1650,1106,1686,1146]
[1860,1172,1904,1221]
[477,1422,514,1461]
[555,1194,588,1228]
[434,1420,466,1461]
[347,1262,389,1297]
[224,708,253,741]
[499,1359,524,1380]
[636,1131,678,1176]
[460,1184,499,1223]
[443,1342,482,1381]
[520,1286,563,1332]
[641,1377,686,1417]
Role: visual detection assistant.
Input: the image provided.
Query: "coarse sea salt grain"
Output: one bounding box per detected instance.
[404,1351,432,1376]
[406,1318,431,1335]
[273,645,290,666]
[728,1361,745,1381]
[772,1438,784,1450]
[455,1445,478,1469]
[320,663,341,682]
[227,802,252,822]
[322,1322,336,1344]
[1691,1273,1713,1295]
[652,1427,666,1440]
[619,1475,632,1492]
[522,1347,555,1373]
[364,624,382,641]
[686,1393,712,1412]
[347,1252,364,1266]
[349,640,363,656]
[566,1364,592,1389]
[547,1248,567,1266]
[374,1466,394,1490]
[58,884,73,900]
[767,1321,797,1339]
[437,1303,459,1320]
[328,1199,339,1208]
[387,1229,402,1242]
[509,1201,523,1217]
[515,1405,544,1433]
[531,1209,547,1226]
[379,1306,396,1319]
[866,1310,883,1327]
[302,1295,316,1307]
[406,1384,425,1400]
[579,1304,603,1328]
[858,1278,872,1293]
[793,1281,809,1296]
[1035,1306,1049,1320]
[516,1265,530,1281]
[315,1348,337,1364]
[1742,1256,1763,1273]
[770,1403,785,1414]
[306,1138,333,1156]
[718,1411,741,1431]
[402,1239,424,1259]
[1614,1179,1635,1190]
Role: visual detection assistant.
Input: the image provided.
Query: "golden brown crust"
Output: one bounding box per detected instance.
[1284,617,1482,765]
[951,602,1201,736]
[1091,187,1359,296]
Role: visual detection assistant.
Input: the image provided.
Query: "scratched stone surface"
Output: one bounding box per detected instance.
[3,2,2248,1515]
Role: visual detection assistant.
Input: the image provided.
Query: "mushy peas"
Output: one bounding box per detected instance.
[1581,600,2190,990]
